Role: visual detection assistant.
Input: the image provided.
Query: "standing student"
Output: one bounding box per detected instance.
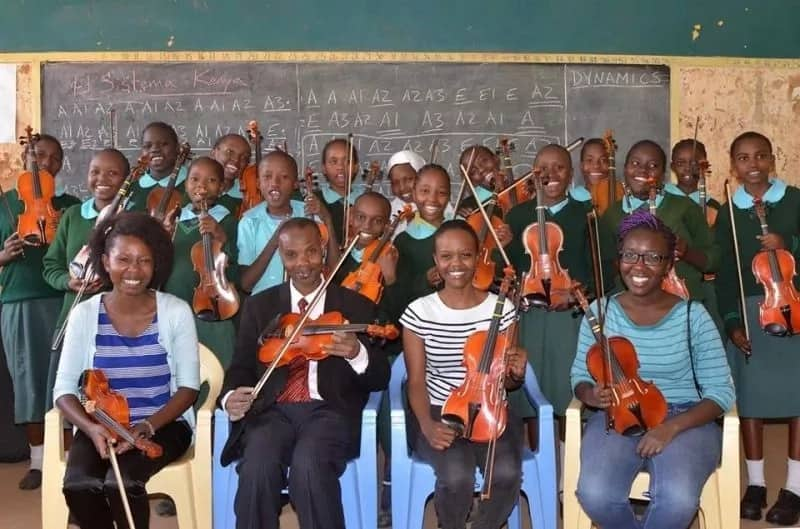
[715,131,800,525]
[0,134,79,490]
[53,211,200,529]
[571,210,734,529]
[599,140,718,303]
[501,144,593,490]
[393,164,452,306]
[401,219,527,529]
[127,122,186,212]
[317,138,363,245]
[162,156,239,368]
[220,218,389,529]
[237,150,338,295]
[210,133,252,216]
[43,148,130,410]
[387,150,455,224]
[572,137,624,214]
[456,145,500,217]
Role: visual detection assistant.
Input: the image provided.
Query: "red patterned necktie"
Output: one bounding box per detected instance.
[276,297,311,403]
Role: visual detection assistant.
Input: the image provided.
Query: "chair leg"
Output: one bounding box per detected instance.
[170,485,197,529]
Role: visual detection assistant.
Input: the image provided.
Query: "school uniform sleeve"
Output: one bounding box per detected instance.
[221,214,240,286]
[236,216,257,266]
[684,201,719,274]
[159,292,201,391]
[688,302,735,412]
[42,205,77,292]
[570,308,597,392]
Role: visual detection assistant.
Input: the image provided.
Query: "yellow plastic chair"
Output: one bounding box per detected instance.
[42,344,223,529]
[562,398,739,529]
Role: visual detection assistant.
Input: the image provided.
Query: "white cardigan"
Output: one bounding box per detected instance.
[52,290,201,429]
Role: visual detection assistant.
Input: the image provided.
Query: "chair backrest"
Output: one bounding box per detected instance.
[198,344,224,408]
[390,353,407,396]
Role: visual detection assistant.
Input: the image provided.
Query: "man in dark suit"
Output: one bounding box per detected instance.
[219,217,390,529]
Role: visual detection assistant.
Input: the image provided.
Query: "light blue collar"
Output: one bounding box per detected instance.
[178,203,230,223]
[55,181,67,197]
[138,165,188,189]
[547,197,570,215]
[225,178,243,199]
[405,213,438,240]
[474,186,494,204]
[80,198,100,220]
[569,185,592,203]
[321,183,360,205]
[351,246,365,264]
[732,178,787,209]
[622,192,664,214]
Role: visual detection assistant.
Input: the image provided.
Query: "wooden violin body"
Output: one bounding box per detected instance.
[588,130,620,216]
[752,198,800,336]
[147,142,191,221]
[191,226,240,321]
[17,127,59,246]
[466,203,503,290]
[258,311,398,366]
[495,138,533,212]
[81,369,163,458]
[585,335,668,436]
[239,120,263,217]
[648,183,690,299]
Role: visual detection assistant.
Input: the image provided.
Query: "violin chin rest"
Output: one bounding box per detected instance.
[524,293,550,310]
[196,309,220,322]
[764,323,789,337]
[440,415,465,437]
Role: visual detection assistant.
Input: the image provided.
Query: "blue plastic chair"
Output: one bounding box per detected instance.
[390,355,558,529]
[212,391,381,529]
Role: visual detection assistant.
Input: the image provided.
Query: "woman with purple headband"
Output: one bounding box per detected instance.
[570,210,734,529]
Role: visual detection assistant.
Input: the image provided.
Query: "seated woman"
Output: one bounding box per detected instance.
[400,219,527,529]
[570,210,734,529]
[52,211,200,529]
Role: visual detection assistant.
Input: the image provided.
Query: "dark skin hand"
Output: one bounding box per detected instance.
[0,232,25,265]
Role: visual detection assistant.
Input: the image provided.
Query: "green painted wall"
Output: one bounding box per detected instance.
[0,0,798,58]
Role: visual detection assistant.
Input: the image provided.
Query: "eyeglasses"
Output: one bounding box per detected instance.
[619,250,670,266]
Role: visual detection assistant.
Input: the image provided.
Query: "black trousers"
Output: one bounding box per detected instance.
[411,405,523,529]
[62,420,192,529]
[234,401,351,529]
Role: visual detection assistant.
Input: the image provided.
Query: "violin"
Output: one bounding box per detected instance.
[239,120,263,217]
[80,369,163,458]
[589,130,621,216]
[16,126,59,246]
[648,181,690,299]
[147,142,192,221]
[696,160,717,227]
[752,198,800,336]
[304,166,330,247]
[257,311,398,366]
[190,200,240,321]
[466,201,504,290]
[495,138,533,212]
[341,204,414,303]
[573,284,667,436]
[441,268,514,443]
[363,160,382,193]
[521,169,573,309]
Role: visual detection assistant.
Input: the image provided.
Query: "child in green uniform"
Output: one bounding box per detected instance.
[332,190,401,527]
[210,133,251,216]
[161,157,239,368]
[716,131,800,525]
[456,145,498,217]
[42,148,130,409]
[0,134,79,489]
[666,138,724,334]
[599,140,719,303]
[317,138,363,245]
[238,150,338,295]
[394,164,452,306]
[127,122,187,212]
[501,144,593,495]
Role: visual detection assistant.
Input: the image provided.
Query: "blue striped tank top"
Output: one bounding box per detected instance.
[94,301,171,425]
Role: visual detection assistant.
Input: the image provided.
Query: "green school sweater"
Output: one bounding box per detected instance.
[0,190,80,303]
[715,186,800,333]
[599,193,719,300]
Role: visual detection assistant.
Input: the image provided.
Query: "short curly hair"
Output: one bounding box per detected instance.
[88,211,174,290]
[617,210,676,261]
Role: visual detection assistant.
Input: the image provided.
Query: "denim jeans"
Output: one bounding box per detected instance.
[575,404,721,529]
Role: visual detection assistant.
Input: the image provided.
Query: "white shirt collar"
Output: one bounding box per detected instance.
[289,276,326,317]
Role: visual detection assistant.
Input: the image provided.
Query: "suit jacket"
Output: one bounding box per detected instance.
[219,282,390,465]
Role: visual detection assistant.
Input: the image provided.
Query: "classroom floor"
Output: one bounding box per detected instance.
[0,422,794,529]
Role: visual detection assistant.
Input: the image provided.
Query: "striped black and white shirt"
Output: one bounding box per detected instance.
[400,292,516,405]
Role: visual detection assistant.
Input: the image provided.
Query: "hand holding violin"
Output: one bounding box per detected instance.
[422,417,458,451]
[426,266,442,288]
[376,246,399,286]
[86,422,116,459]
[321,329,361,360]
[305,193,332,223]
[757,232,785,251]
[728,326,752,355]
[198,214,226,245]
[115,422,155,455]
[496,223,513,247]
[504,346,527,386]
[576,381,613,409]
[68,276,104,295]
[0,232,25,263]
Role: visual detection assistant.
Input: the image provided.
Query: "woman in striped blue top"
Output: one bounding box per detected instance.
[570,210,734,529]
[53,212,200,529]
[401,219,527,529]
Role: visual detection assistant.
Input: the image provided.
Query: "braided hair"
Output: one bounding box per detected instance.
[617,209,676,259]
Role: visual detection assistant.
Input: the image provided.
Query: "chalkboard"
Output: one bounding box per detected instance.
[42,62,670,198]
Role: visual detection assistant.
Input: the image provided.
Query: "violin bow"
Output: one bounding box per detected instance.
[459,163,513,269]
[565,136,585,153]
[342,133,355,249]
[453,147,476,213]
[430,138,440,164]
[724,179,752,358]
[107,445,137,529]
[252,235,361,399]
